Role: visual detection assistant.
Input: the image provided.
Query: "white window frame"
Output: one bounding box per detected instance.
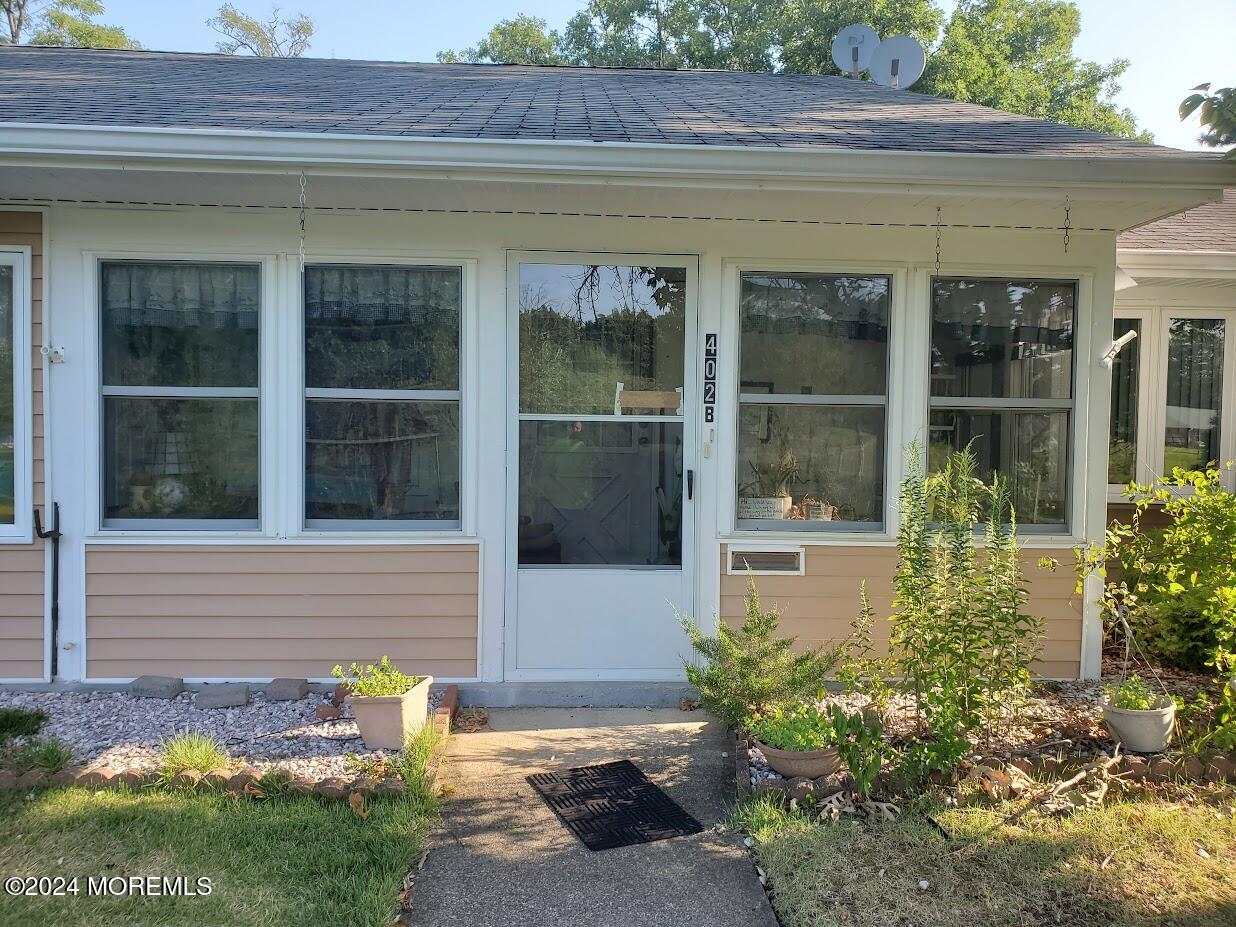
[300,260,465,532]
[1111,306,1236,498]
[0,247,33,543]
[87,251,277,537]
[722,259,909,542]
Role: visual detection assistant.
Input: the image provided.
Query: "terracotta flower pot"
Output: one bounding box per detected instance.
[1101,696,1175,754]
[753,738,842,779]
[350,675,434,751]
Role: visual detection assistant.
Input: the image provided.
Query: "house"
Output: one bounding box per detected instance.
[1,47,1233,699]
[1110,191,1236,522]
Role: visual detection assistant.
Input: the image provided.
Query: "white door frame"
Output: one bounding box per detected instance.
[502,250,700,681]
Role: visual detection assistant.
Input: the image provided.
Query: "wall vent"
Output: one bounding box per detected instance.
[729,548,803,575]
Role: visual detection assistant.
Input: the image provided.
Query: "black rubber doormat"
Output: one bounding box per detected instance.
[527,759,704,851]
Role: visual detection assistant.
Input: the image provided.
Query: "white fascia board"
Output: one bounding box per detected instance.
[1116,249,1236,280]
[1,121,1234,201]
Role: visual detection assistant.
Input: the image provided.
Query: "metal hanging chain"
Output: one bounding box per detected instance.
[934,206,943,276]
[298,171,308,274]
[1063,194,1071,254]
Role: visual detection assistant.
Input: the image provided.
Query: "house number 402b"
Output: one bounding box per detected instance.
[703,333,717,423]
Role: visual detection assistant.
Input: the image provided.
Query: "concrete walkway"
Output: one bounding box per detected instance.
[406,708,777,927]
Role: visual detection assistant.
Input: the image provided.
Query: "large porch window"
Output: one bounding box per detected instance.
[736,272,890,530]
[303,264,462,527]
[100,261,260,528]
[929,278,1076,530]
[0,250,31,539]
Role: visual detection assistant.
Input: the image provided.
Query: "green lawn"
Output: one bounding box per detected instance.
[0,786,436,927]
[737,790,1236,927]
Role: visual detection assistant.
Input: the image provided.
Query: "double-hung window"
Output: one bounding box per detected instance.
[101,261,261,529]
[303,264,461,528]
[929,278,1076,531]
[1109,309,1234,492]
[0,250,31,539]
[736,272,890,530]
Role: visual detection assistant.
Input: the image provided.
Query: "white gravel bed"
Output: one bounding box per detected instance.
[0,688,444,781]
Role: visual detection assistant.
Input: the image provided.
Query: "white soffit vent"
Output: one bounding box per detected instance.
[729,548,804,575]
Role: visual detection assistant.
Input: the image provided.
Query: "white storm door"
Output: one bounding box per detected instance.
[507,253,697,678]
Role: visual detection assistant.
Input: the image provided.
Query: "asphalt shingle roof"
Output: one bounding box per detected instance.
[0,46,1206,159]
[1119,189,1236,251]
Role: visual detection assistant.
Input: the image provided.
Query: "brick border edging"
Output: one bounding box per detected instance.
[0,684,461,803]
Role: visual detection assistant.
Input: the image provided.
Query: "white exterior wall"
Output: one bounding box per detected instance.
[41,203,1116,683]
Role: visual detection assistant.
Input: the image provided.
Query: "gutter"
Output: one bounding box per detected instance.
[1,122,1234,201]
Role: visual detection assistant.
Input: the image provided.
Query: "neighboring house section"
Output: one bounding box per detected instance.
[0,48,1233,692]
[0,210,43,682]
[1111,191,1236,521]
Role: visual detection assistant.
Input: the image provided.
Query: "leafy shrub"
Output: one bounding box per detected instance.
[828,709,890,799]
[158,732,229,780]
[750,705,838,752]
[679,574,842,727]
[0,707,45,742]
[885,445,1043,775]
[1176,679,1236,753]
[332,656,419,698]
[1104,675,1165,711]
[1078,464,1236,674]
[3,736,73,775]
[835,583,896,713]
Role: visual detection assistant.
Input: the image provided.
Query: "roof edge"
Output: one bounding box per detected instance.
[1,122,1234,199]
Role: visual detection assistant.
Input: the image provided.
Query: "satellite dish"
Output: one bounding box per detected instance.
[868,35,927,90]
[831,23,881,76]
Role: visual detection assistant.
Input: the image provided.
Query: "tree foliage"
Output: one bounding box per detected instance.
[1,0,139,48]
[438,0,1146,139]
[1181,83,1236,158]
[208,3,313,58]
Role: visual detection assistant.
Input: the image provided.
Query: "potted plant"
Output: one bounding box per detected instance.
[332,656,433,751]
[749,705,843,779]
[738,442,798,520]
[1101,675,1175,753]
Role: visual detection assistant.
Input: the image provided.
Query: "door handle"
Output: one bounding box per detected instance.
[687,469,695,500]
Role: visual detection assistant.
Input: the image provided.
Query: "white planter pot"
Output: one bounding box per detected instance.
[737,495,792,519]
[1101,696,1175,753]
[350,675,434,751]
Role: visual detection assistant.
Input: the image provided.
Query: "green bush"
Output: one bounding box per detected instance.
[679,574,842,727]
[158,732,229,780]
[1079,464,1236,674]
[0,707,45,742]
[1176,679,1236,753]
[828,709,890,799]
[1103,675,1164,711]
[332,656,419,698]
[2,737,73,775]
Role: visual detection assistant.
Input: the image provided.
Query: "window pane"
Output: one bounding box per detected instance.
[931,279,1074,400]
[737,404,885,525]
[929,409,1069,526]
[1164,317,1224,473]
[101,262,259,388]
[103,397,258,521]
[305,265,460,391]
[306,401,459,521]
[518,264,685,415]
[1109,318,1140,484]
[518,420,682,565]
[0,265,13,525]
[740,273,889,396]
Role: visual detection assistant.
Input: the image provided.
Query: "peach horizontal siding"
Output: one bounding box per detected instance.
[720,544,1083,679]
[85,544,479,680]
[0,212,44,680]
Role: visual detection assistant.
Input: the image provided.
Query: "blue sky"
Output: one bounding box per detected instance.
[102,0,1235,150]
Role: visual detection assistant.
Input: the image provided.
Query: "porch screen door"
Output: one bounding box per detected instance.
[509,255,696,677]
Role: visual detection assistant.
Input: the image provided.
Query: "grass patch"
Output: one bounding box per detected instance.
[157,732,229,781]
[0,787,437,927]
[0,707,45,741]
[736,790,1236,927]
[3,737,74,775]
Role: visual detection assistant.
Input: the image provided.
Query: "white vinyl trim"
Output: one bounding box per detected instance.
[0,247,32,543]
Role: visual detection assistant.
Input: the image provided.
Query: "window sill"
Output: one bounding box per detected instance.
[0,531,35,546]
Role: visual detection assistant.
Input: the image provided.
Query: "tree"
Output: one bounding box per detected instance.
[207,4,313,57]
[1181,83,1236,159]
[439,0,1148,139]
[2,0,139,48]
[437,15,565,66]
